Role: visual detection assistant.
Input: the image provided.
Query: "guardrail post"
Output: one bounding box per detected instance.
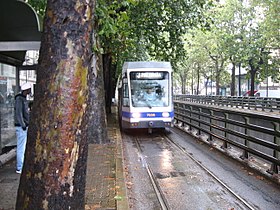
[240,117,249,160]
[248,98,251,110]
[254,98,258,110]
[198,108,201,136]
[267,122,280,174]
[221,113,228,149]
[270,99,273,112]
[208,110,213,142]
[189,105,193,132]
[261,98,265,111]
[182,103,187,128]
[230,98,234,107]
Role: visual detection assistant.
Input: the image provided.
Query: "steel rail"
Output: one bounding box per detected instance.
[165,130,256,210]
[134,137,170,210]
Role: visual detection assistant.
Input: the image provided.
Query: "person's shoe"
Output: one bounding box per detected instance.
[16,170,22,174]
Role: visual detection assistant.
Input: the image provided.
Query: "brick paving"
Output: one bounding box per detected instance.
[85,144,117,209]
[85,108,128,210]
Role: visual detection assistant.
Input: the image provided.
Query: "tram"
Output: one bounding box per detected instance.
[117,61,174,133]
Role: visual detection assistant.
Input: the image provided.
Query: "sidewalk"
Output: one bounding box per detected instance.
[0,107,128,210]
[85,108,128,210]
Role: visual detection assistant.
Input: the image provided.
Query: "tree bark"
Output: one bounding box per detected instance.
[16,0,96,209]
[215,61,220,95]
[249,59,258,97]
[208,54,223,96]
[230,60,236,96]
[88,21,108,144]
[191,70,194,95]
[103,53,113,114]
[180,73,186,94]
[196,64,200,95]
[238,63,242,96]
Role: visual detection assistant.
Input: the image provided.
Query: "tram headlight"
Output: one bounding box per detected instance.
[132,112,141,118]
[162,112,170,117]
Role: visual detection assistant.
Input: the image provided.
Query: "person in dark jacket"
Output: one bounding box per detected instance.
[14,83,32,174]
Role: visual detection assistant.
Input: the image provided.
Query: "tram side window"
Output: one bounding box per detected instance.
[122,83,129,107]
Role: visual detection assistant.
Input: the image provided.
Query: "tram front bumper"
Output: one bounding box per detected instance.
[122,119,172,129]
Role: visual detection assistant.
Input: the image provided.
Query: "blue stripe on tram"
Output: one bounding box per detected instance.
[122,111,174,118]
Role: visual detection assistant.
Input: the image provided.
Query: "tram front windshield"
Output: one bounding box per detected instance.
[130,71,169,107]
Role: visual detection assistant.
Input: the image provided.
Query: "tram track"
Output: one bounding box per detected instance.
[134,137,170,210]
[164,131,255,210]
[124,128,280,209]
[130,130,254,210]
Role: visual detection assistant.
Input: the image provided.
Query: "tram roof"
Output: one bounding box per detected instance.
[122,61,172,73]
[0,0,42,66]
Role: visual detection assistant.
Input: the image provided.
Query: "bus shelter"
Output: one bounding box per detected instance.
[0,0,42,153]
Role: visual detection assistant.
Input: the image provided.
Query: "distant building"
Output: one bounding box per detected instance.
[0,50,38,103]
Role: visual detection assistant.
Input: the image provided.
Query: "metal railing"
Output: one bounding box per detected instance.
[173,99,280,175]
[173,95,280,113]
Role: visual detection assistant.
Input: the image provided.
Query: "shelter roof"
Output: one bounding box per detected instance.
[0,0,42,66]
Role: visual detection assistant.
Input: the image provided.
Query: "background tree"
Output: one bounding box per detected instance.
[16,0,96,209]
[173,59,191,94]
[210,0,246,96]
[178,0,279,96]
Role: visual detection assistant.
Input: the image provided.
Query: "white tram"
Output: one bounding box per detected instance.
[118,61,174,133]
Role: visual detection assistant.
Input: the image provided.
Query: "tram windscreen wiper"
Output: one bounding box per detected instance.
[146,102,152,109]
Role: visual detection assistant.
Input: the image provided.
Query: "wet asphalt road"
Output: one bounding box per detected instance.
[122,127,280,210]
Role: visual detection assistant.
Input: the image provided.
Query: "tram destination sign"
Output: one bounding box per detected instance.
[134,72,165,79]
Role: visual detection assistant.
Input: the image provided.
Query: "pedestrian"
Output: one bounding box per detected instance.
[14,83,32,174]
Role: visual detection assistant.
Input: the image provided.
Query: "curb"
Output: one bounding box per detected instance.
[0,148,16,167]
[115,126,129,210]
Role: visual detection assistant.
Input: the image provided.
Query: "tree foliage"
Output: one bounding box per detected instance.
[95,0,211,66]
[25,0,46,17]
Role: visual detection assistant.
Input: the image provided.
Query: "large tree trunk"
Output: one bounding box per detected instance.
[250,69,257,96]
[215,65,220,95]
[103,53,113,114]
[196,65,200,95]
[88,27,108,144]
[230,61,236,96]
[180,73,186,94]
[209,55,221,96]
[16,0,95,209]
[111,63,117,103]
[238,63,242,96]
[249,59,258,97]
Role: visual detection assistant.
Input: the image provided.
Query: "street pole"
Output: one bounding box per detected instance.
[211,68,213,96]
[266,63,268,97]
[238,63,241,96]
